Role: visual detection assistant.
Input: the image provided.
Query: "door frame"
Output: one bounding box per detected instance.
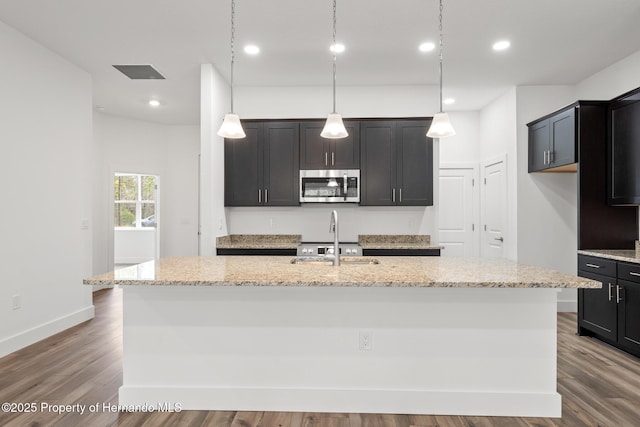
[438,163,480,257]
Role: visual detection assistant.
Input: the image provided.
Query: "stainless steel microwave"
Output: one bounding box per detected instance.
[300,169,360,203]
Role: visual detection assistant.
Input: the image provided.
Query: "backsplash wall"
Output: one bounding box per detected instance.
[226,205,437,242]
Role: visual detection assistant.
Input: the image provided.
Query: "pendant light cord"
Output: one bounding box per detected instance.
[332,0,337,113]
[438,0,443,113]
[230,0,236,113]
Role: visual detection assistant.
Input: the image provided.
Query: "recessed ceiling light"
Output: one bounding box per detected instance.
[148,99,161,107]
[419,42,435,52]
[443,98,455,105]
[492,40,511,51]
[244,45,260,55]
[330,43,345,53]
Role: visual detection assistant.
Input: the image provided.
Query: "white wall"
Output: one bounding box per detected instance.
[0,20,94,357]
[200,64,230,256]
[92,114,199,274]
[480,89,518,260]
[515,85,578,311]
[114,229,156,264]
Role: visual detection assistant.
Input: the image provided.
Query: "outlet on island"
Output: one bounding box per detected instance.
[359,330,372,351]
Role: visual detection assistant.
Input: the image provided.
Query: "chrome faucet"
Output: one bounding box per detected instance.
[329,210,340,266]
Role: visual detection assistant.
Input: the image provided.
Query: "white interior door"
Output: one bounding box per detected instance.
[438,167,477,257]
[482,157,507,258]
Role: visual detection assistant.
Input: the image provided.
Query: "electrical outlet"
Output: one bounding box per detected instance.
[12,294,21,310]
[359,330,372,351]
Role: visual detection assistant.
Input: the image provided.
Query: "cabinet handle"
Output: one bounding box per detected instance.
[258,189,262,203]
[585,263,601,269]
[392,188,396,203]
[616,285,622,304]
[608,283,613,302]
[332,152,335,166]
[629,272,640,277]
[265,189,268,204]
[399,188,402,203]
[325,152,328,166]
[543,151,547,165]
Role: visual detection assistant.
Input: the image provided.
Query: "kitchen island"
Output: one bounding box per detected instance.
[85,256,598,417]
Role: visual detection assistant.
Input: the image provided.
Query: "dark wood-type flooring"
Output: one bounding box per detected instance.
[1,287,640,427]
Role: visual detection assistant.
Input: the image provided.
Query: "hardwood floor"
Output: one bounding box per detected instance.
[1,287,639,426]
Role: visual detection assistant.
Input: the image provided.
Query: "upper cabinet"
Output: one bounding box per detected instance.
[360,119,433,206]
[609,88,640,205]
[224,121,300,207]
[527,106,576,172]
[299,120,360,169]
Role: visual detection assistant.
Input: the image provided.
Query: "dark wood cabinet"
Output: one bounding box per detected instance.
[224,121,299,206]
[299,120,360,169]
[360,119,433,206]
[578,256,617,342]
[578,255,640,357]
[609,87,640,205]
[527,106,576,172]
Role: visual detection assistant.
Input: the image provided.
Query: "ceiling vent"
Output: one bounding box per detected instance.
[113,65,165,80]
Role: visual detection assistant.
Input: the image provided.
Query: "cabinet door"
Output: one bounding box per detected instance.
[578,271,617,341]
[331,120,360,169]
[617,279,640,354]
[609,97,640,205]
[396,120,433,206]
[263,122,300,206]
[528,119,549,172]
[299,122,329,169]
[549,108,576,167]
[224,123,262,206]
[360,121,396,206]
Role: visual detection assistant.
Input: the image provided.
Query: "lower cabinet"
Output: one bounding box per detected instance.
[578,255,640,357]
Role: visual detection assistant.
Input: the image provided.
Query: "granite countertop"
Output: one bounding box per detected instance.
[358,234,443,250]
[578,249,640,264]
[216,234,301,249]
[84,256,599,289]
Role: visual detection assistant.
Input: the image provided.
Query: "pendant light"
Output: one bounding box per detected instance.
[321,0,348,139]
[217,0,246,139]
[427,0,456,138]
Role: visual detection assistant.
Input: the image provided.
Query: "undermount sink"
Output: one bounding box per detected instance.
[290,256,380,265]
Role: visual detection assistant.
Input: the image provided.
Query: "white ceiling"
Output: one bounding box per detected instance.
[1,0,640,125]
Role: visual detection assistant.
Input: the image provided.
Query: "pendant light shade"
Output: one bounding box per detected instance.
[427,0,455,139]
[427,112,456,138]
[218,113,246,138]
[322,0,348,139]
[321,113,349,139]
[217,0,246,140]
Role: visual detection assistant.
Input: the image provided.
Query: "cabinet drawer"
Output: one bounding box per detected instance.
[618,261,640,283]
[578,255,616,278]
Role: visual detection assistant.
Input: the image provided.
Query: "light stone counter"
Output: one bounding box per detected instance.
[578,249,640,264]
[216,234,301,249]
[84,255,599,288]
[358,234,443,250]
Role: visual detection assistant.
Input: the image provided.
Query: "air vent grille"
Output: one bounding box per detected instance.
[113,65,165,80]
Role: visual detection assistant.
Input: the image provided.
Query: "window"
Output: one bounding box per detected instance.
[114,174,156,228]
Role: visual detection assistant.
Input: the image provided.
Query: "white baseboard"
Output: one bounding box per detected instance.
[119,386,562,418]
[0,305,95,358]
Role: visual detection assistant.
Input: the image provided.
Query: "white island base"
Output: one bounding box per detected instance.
[120,285,561,417]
